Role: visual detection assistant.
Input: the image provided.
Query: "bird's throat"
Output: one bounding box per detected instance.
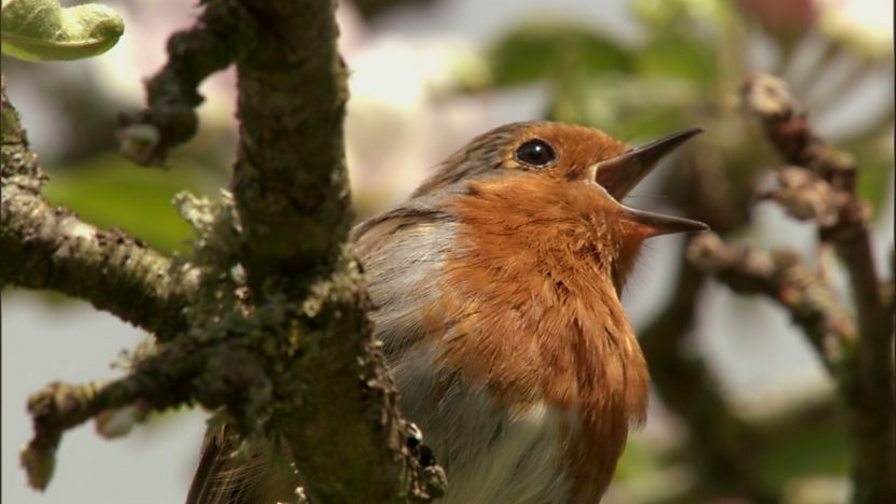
[427,186,651,500]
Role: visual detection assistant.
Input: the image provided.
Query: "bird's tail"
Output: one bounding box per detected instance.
[186,424,301,504]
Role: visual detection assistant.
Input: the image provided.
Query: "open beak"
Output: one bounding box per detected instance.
[622,207,708,237]
[594,128,703,200]
[592,127,708,236]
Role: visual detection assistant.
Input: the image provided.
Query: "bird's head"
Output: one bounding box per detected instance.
[416,121,708,290]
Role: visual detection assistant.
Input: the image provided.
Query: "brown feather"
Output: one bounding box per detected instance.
[423,171,650,500]
[185,121,699,504]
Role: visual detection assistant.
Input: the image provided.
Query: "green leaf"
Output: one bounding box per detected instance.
[636,35,717,86]
[613,435,690,502]
[632,0,733,31]
[841,135,895,216]
[42,155,197,253]
[1,0,124,61]
[548,75,697,140]
[758,423,848,490]
[614,436,662,480]
[484,23,632,88]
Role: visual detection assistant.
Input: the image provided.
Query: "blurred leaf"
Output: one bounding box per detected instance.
[633,0,693,26]
[549,76,697,140]
[837,130,893,215]
[855,161,894,217]
[615,436,663,480]
[759,424,848,490]
[636,35,717,86]
[633,0,733,31]
[614,436,692,502]
[0,0,123,61]
[353,0,435,20]
[43,155,196,253]
[830,109,893,216]
[484,23,632,88]
[841,134,895,216]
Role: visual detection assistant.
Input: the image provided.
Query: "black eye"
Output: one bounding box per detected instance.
[514,139,556,168]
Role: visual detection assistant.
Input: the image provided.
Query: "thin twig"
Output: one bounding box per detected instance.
[21,378,158,490]
[639,260,774,503]
[1,77,196,339]
[18,320,277,492]
[687,232,856,371]
[642,145,774,501]
[117,0,245,165]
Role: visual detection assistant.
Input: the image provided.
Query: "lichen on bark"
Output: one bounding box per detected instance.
[3,0,444,500]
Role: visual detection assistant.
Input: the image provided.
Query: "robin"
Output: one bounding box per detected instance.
[187,121,707,504]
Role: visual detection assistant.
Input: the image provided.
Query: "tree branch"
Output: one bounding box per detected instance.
[639,260,773,503]
[231,1,352,283]
[21,378,167,490]
[687,232,856,371]
[117,0,243,165]
[6,0,445,498]
[639,141,778,502]
[223,1,429,499]
[742,74,895,502]
[18,329,250,491]
[1,77,195,339]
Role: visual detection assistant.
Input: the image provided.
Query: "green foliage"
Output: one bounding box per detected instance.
[479,18,722,142]
[549,76,695,140]
[615,436,657,479]
[484,23,632,87]
[760,423,849,490]
[843,135,895,216]
[632,0,733,31]
[42,156,196,253]
[635,35,716,87]
[0,0,123,61]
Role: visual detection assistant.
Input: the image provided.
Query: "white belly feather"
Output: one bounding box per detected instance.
[390,343,573,504]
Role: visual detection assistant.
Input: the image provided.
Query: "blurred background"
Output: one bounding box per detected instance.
[2,0,893,502]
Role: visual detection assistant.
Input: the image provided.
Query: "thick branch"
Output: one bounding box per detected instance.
[0,189,195,339]
[215,0,434,500]
[1,77,194,339]
[231,0,352,285]
[7,1,441,498]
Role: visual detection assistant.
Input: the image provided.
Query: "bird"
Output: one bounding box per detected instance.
[186,121,707,504]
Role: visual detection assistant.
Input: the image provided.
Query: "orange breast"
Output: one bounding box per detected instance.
[419,175,650,500]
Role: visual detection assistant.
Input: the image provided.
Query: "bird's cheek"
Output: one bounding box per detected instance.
[561,164,590,182]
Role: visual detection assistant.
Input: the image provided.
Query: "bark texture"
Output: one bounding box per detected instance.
[3,1,445,501]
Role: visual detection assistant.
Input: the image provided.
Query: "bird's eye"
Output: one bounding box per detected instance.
[514,139,556,168]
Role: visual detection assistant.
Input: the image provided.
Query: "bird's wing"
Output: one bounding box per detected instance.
[183,205,454,504]
[351,204,454,249]
[352,204,457,362]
